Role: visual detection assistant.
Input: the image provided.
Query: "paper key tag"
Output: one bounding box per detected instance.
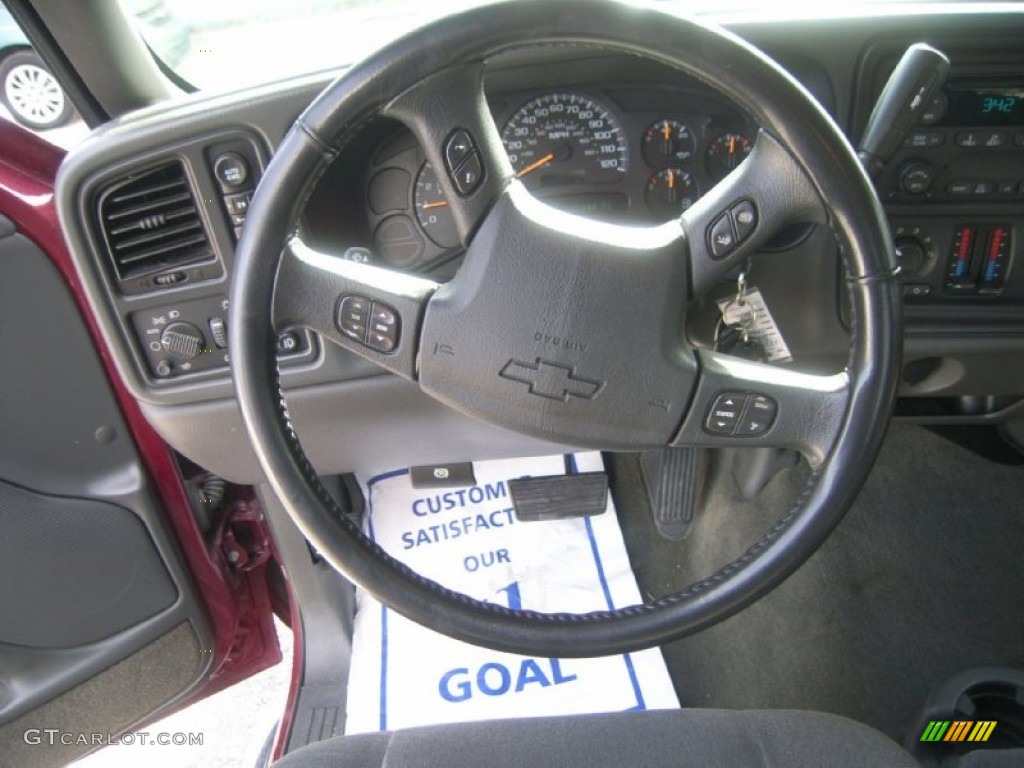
[717,287,792,363]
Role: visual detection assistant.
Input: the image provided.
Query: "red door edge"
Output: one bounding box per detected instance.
[0,118,283,698]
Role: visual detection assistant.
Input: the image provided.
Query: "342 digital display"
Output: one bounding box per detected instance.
[943,87,1024,126]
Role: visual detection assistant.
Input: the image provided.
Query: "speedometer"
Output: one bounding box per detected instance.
[501,92,628,188]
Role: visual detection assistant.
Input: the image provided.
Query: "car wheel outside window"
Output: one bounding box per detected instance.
[0,49,74,130]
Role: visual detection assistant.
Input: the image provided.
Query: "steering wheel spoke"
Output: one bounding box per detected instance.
[274,236,438,380]
[682,131,827,297]
[674,350,850,467]
[383,62,514,244]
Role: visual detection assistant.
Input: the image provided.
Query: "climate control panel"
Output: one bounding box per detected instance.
[132,295,316,380]
[888,217,1020,302]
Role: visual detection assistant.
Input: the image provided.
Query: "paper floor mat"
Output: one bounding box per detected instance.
[344,452,679,734]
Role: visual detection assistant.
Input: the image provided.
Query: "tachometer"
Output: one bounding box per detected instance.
[501,92,628,189]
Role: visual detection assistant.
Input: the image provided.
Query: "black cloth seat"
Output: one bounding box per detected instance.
[273,709,918,767]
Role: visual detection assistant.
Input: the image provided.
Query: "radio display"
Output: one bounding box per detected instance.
[943,86,1024,126]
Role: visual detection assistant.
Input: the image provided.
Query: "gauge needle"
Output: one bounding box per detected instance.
[516,152,555,178]
[729,135,736,155]
[421,201,448,210]
[662,121,672,143]
[668,169,676,189]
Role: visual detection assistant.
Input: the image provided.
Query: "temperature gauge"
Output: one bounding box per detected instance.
[645,168,699,218]
[706,132,753,180]
[642,120,696,167]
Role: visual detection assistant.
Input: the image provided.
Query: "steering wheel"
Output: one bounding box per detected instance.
[230,0,901,657]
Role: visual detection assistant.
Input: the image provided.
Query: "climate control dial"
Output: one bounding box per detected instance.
[894,236,928,275]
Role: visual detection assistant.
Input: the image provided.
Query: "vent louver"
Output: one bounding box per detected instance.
[98,160,212,281]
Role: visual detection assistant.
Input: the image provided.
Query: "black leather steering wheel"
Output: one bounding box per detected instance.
[230,0,901,657]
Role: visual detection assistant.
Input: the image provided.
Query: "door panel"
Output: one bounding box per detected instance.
[0,216,213,765]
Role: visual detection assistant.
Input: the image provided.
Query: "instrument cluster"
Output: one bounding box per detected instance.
[362,86,755,274]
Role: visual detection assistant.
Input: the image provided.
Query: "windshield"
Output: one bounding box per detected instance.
[132,0,497,92]
[133,0,954,92]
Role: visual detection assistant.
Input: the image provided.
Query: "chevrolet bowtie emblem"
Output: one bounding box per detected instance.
[499,359,603,402]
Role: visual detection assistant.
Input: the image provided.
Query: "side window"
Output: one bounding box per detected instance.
[0,2,84,144]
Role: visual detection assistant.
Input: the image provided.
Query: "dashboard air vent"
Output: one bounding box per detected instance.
[98,160,212,281]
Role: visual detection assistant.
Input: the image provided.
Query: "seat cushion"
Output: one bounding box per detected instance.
[273,708,918,767]
[957,749,1024,767]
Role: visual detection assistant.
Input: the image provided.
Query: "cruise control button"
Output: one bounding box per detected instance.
[708,214,736,259]
[452,152,483,196]
[730,200,757,243]
[445,130,475,172]
[737,394,777,436]
[705,392,747,435]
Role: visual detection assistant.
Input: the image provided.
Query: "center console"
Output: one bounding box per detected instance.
[862,41,1024,306]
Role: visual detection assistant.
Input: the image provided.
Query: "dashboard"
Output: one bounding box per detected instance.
[55,6,1024,481]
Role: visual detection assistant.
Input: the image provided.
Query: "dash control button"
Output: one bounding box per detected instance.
[338,295,370,342]
[737,394,778,437]
[705,392,747,435]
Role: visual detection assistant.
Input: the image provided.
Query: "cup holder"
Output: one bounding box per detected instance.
[907,667,1024,764]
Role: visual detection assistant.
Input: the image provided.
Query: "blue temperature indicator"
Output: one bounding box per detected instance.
[982,96,1017,114]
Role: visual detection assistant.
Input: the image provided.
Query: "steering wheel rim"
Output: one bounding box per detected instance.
[230,0,901,657]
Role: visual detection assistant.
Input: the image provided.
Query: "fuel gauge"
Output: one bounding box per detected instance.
[706,132,753,180]
[645,168,699,218]
[414,162,458,249]
[642,120,696,167]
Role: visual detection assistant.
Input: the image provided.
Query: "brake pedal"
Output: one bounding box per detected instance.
[509,473,609,522]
